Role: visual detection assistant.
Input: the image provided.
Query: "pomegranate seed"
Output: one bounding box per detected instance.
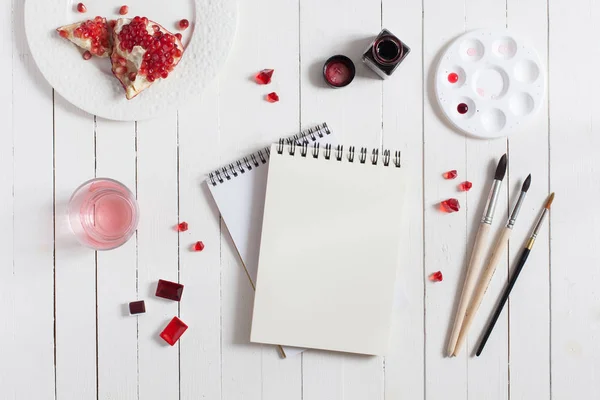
[193,241,205,252]
[117,57,127,67]
[58,30,69,38]
[77,2,87,13]
[429,271,443,282]
[115,66,127,74]
[82,50,92,60]
[266,92,279,103]
[128,72,137,81]
[177,222,188,232]
[179,19,190,30]
[161,71,169,79]
[443,170,458,179]
[447,72,459,83]
[459,181,473,191]
[255,69,274,85]
[119,5,129,15]
[441,198,460,213]
[175,33,182,41]
[109,20,116,29]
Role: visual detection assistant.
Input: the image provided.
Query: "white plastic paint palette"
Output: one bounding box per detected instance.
[435,30,545,138]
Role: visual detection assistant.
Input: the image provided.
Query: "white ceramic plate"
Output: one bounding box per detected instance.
[435,30,545,139]
[25,0,237,121]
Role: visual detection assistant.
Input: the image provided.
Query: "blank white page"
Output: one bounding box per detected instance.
[251,144,405,356]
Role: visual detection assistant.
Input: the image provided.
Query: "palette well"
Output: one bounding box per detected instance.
[435,30,545,139]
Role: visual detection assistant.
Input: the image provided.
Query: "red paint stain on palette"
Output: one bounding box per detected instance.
[434,30,545,139]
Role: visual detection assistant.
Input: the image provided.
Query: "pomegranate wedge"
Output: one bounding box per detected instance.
[57,17,112,58]
[111,17,184,99]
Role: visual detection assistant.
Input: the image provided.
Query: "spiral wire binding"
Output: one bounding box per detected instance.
[278,142,402,168]
[208,123,331,186]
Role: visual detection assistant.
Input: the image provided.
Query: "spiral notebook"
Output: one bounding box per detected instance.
[206,123,333,358]
[251,142,405,356]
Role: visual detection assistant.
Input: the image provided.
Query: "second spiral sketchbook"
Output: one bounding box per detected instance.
[251,142,405,356]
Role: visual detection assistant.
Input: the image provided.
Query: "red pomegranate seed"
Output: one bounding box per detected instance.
[128,72,137,81]
[77,2,87,13]
[117,57,127,67]
[176,222,188,232]
[58,30,69,38]
[443,170,458,179]
[255,69,274,85]
[82,50,92,60]
[441,198,460,213]
[115,66,127,74]
[193,241,205,252]
[429,271,443,282]
[175,33,182,41]
[119,5,129,15]
[447,72,459,84]
[179,19,190,30]
[457,103,469,114]
[459,181,473,191]
[266,92,279,103]
[109,20,116,29]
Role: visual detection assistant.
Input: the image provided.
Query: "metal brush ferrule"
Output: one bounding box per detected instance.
[507,191,527,229]
[482,180,502,225]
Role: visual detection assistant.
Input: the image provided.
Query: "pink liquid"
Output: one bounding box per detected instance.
[68,178,139,250]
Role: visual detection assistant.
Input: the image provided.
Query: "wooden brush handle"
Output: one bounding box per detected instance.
[452,226,511,356]
[447,223,491,356]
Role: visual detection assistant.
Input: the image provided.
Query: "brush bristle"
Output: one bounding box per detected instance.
[545,192,555,209]
[494,154,508,181]
[522,174,532,192]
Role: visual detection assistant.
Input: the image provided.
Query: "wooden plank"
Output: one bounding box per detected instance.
[95,119,138,400]
[505,0,551,398]
[463,1,509,399]
[136,114,180,400]
[53,95,97,400]
[299,1,383,399]
[0,0,15,395]
[381,0,425,398]
[8,1,55,397]
[178,81,222,400]
[422,0,468,397]
[217,0,302,399]
[549,0,600,398]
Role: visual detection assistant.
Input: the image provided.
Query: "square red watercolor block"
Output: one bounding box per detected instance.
[160,316,188,346]
[155,279,184,301]
[128,300,146,315]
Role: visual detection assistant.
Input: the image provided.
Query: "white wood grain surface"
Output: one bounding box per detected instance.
[2,0,598,399]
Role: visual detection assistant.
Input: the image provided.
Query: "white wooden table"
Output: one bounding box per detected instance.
[2,0,598,398]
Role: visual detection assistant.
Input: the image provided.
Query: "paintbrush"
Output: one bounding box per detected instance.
[447,154,507,357]
[452,174,531,356]
[476,192,555,356]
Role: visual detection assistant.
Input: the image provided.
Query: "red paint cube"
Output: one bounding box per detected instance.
[160,316,188,346]
[156,279,184,301]
[129,300,146,315]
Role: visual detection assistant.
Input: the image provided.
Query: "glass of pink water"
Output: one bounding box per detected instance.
[68,178,139,250]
